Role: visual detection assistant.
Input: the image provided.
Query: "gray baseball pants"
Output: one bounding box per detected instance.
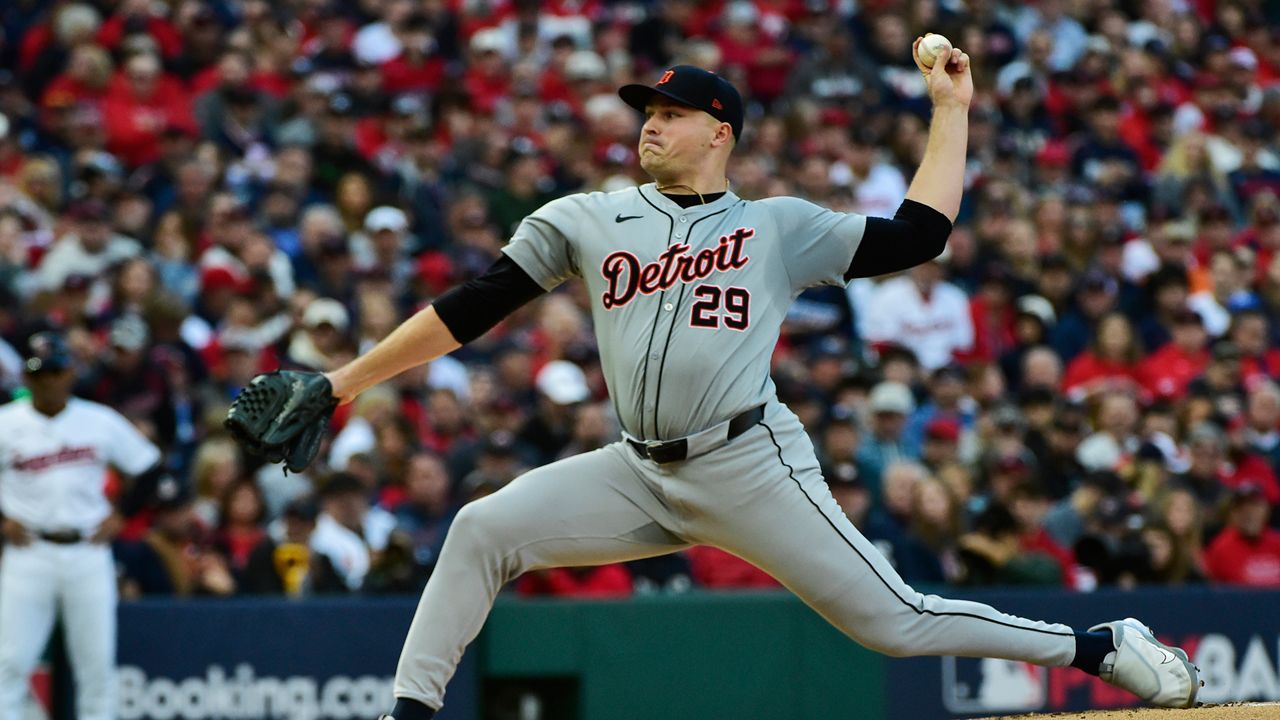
[393,398,1076,709]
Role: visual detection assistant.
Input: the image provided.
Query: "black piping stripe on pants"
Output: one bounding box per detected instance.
[759,421,1075,639]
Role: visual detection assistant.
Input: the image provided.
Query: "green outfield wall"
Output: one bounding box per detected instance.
[481,591,887,720]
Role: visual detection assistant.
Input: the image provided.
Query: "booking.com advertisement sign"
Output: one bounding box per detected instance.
[887,587,1280,719]
[116,598,476,720]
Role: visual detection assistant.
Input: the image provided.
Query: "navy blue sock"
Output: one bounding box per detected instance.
[1071,630,1115,676]
[391,698,435,720]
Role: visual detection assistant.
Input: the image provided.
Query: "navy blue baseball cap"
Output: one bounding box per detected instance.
[25,331,72,373]
[619,65,744,139]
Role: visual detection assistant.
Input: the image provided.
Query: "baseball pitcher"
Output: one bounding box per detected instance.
[226,40,1200,719]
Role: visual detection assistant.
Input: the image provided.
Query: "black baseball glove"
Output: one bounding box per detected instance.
[224,370,339,473]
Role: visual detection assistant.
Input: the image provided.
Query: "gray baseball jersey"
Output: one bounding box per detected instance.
[503,183,865,440]
[390,184,1080,713]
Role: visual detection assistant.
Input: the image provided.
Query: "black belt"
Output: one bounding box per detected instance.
[38,530,85,544]
[628,404,765,464]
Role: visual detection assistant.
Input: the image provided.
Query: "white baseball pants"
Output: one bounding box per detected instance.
[0,541,116,720]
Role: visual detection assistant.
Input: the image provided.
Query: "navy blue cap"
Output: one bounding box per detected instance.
[25,331,72,373]
[619,65,744,139]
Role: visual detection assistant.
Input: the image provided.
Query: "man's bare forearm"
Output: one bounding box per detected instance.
[326,306,460,401]
[904,104,969,223]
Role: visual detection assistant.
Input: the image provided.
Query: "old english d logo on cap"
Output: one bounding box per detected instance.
[617,65,745,139]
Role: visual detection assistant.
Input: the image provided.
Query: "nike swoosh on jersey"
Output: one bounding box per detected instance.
[615,214,643,223]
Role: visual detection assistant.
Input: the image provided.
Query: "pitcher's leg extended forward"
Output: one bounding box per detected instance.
[674,403,1198,708]
[393,444,689,712]
[679,412,1076,666]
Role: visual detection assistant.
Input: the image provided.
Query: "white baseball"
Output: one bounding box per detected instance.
[918,33,953,69]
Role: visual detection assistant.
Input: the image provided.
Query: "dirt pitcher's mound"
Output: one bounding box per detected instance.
[980,703,1280,720]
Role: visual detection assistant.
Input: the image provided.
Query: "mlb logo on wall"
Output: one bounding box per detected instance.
[941,657,1047,714]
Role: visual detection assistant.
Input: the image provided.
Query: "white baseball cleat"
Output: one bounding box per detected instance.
[1089,617,1201,708]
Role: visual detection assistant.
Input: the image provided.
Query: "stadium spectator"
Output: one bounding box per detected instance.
[1230,309,1280,383]
[36,200,140,293]
[1244,381,1280,475]
[0,0,1276,600]
[870,461,944,583]
[908,475,963,582]
[213,478,269,584]
[309,472,392,591]
[1203,483,1280,587]
[102,52,195,168]
[856,382,919,498]
[1062,311,1143,401]
[905,364,971,448]
[1137,266,1194,353]
[1010,485,1075,586]
[242,496,348,596]
[864,260,974,371]
[1076,393,1140,474]
[116,477,235,598]
[519,360,589,464]
[1156,487,1208,583]
[1138,308,1210,401]
[188,436,241,527]
[392,452,456,584]
[957,502,1061,587]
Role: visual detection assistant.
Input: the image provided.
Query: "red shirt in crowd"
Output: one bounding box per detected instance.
[685,546,780,589]
[380,53,447,94]
[1062,352,1140,398]
[102,73,196,167]
[1138,343,1208,400]
[1204,526,1280,587]
[462,68,511,114]
[1020,529,1075,588]
[716,34,792,104]
[40,74,108,116]
[1241,349,1280,385]
[218,527,267,572]
[515,565,633,598]
[964,296,1016,363]
[353,118,391,162]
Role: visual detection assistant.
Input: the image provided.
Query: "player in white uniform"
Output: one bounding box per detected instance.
[0,332,163,720]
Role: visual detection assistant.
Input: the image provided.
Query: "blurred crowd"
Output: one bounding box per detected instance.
[1,0,1279,598]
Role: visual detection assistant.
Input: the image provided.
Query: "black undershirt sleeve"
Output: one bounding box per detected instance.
[433,254,548,344]
[844,199,954,281]
[434,199,949,342]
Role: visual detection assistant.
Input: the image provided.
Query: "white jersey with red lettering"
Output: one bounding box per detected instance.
[0,397,159,535]
[0,396,160,720]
